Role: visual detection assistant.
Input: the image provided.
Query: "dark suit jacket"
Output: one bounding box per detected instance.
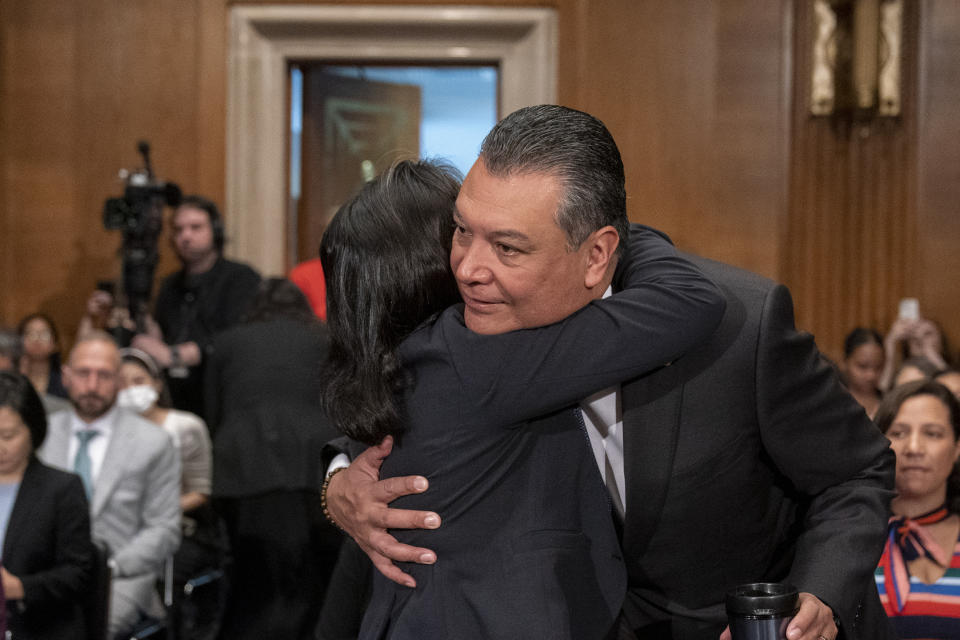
[2,457,95,640]
[206,318,340,497]
[360,228,725,640]
[616,255,896,640]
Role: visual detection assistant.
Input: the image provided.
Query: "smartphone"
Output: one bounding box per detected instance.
[898,297,919,321]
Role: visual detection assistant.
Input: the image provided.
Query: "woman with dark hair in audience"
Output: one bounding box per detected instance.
[935,369,960,401]
[320,159,724,638]
[0,370,95,639]
[881,316,952,391]
[841,327,885,418]
[892,356,944,389]
[205,277,342,640]
[875,379,960,638]
[17,313,68,398]
[116,347,222,639]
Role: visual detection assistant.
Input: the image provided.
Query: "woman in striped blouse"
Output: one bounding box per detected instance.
[875,379,960,639]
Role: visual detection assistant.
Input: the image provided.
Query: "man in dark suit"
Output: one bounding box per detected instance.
[324,105,895,640]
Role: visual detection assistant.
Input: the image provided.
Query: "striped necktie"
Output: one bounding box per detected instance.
[73,429,99,500]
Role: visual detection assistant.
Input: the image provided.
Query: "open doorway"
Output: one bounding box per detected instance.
[227,5,557,275]
[289,64,498,263]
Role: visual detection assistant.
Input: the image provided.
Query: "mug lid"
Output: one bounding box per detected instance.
[725,582,799,617]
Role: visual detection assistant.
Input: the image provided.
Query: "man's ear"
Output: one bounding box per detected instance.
[583,226,620,289]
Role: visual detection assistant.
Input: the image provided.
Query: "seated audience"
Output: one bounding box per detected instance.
[18,312,68,398]
[205,278,341,640]
[0,370,95,639]
[881,316,951,390]
[0,328,22,372]
[935,369,960,401]
[0,327,69,414]
[118,347,223,639]
[893,356,944,389]
[875,379,960,638]
[841,327,885,418]
[38,332,181,638]
[77,288,135,343]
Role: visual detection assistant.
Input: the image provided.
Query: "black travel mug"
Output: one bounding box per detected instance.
[725,583,800,640]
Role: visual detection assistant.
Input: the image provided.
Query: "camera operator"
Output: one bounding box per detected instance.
[122,196,260,417]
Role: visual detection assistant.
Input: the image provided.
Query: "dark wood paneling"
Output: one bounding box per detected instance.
[568,0,791,279]
[0,0,225,344]
[916,0,960,363]
[784,0,920,360]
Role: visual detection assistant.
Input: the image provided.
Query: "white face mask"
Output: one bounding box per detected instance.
[117,384,159,414]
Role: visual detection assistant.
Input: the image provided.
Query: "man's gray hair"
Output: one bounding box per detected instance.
[479,104,629,253]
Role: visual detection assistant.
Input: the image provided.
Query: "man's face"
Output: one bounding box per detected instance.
[63,339,119,421]
[451,159,604,335]
[171,206,217,266]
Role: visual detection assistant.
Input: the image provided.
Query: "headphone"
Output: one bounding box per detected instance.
[175,195,225,252]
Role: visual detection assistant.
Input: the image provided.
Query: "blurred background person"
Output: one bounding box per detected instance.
[40,332,181,638]
[205,277,340,640]
[875,379,960,638]
[935,369,960,401]
[0,370,95,639]
[841,327,886,418]
[288,257,327,321]
[0,328,22,373]
[892,356,944,390]
[117,347,223,640]
[17,312,68,398]
[1,327,69,415]
[131,195,261,419]
[881,316,952,391]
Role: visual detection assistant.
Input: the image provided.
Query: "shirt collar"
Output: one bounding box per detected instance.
[70,403,117,441]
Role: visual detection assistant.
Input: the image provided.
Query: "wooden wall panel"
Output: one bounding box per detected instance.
[916,0,960,364]
[0,0,227,346]
[784,0,920,360]
[566,0,791,279]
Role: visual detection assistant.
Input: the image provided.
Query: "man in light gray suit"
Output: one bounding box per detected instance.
[40,331,181,638]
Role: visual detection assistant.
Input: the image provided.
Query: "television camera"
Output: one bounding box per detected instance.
[102,141,181,340]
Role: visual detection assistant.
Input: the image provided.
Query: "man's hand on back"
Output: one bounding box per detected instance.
[325,435,442,588]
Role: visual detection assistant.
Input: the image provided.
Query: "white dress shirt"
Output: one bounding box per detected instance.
[580,286,626,516]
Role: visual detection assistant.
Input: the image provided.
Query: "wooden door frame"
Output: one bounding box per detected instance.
[227,5,558,276]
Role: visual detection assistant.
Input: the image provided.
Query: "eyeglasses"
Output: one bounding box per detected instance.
[24,330,53,342]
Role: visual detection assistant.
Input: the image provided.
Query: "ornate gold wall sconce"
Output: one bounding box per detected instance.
[810,0,902,118]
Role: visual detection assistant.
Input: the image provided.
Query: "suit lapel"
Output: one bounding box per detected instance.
[40,411,73,469]
[2,458,40,560]
[622,363,683,557]
[92,411,130,517]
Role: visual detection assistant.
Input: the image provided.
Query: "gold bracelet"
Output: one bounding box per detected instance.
[321,466,347,531]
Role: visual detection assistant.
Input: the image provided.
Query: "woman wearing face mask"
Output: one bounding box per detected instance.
[117,348,222,639]
[875,379,960,638]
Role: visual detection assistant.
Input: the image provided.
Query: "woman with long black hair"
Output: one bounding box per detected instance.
[320,159,725,638]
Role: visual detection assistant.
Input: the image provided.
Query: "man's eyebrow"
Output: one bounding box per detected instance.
[489,229,532,244]
[453,210,532,244]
